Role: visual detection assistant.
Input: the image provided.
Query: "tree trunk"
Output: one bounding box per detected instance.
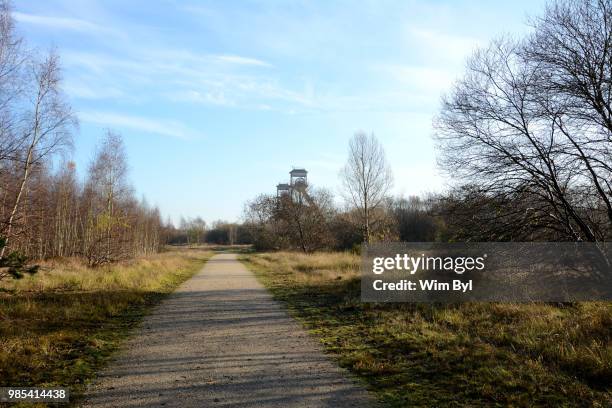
[0,134,36,259]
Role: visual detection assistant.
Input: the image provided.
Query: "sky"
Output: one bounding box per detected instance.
[14,0,548,225]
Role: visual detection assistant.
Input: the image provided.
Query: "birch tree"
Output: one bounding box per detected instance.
[0,52,75,258]
[84,131,132,265]
[340,132,393,243]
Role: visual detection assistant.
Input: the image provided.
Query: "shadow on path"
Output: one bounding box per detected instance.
[83,254,375,408]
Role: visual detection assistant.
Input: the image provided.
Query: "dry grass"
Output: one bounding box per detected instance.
[0,247,212,406]
[243,251,612,407]
[8,254,197,293]
[256,251,359,282]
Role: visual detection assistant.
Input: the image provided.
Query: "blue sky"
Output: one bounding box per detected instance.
[15,0,547,225]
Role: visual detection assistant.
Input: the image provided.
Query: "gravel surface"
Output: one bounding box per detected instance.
[82,253,376,407]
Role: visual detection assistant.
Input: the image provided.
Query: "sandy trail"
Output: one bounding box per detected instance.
[83,253,375,407]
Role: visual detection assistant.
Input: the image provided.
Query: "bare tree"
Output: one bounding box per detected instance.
[276,187,335,252]
[434,0,612,243]
[0,0,24,238]
[340,132,393,243]
[51,161,79,257]
[0,0,25,166]
[84,131,132,265]
[525,0,612,230]
[0,51,75,258]
[242,187,336,252]
[189,217,207,244]
[243,194,279,250]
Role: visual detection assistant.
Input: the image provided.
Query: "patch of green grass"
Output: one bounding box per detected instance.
[0,248,212,407]
[241,251,612,407]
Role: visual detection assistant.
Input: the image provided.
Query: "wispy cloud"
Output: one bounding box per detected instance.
[13,11,121,37]
[61,49,284,105]
[61,49,310,109]
[63,80,126,100]
[79,111,199,140]
[215,55,271,67]
[18,4,477,116]
[166,89,235,107]
[64,46,434,115]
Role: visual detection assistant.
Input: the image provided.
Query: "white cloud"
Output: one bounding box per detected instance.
[79,111,199,140]
[62,51,144,75]
[215,55,271,67]
[63,80,126,100]
[60,49,291,108]
[165,74,314,111]
[64,46,435,115]
[166,89,235,107]
[13,11,121,37]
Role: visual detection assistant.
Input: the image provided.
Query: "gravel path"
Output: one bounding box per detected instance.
[82,253,375,407]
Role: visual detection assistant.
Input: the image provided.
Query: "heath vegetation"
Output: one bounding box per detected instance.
[243,251,612,407]
[0,248,212,402]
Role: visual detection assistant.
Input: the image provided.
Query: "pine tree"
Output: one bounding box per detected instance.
[0,236,38,281]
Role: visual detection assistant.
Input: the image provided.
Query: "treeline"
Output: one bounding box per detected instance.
[243,0,612,251]
[1,129,165,266]
[243,191,437,252]
[0,2,163,271]
[165,218,250,246]
[242,188,459,252]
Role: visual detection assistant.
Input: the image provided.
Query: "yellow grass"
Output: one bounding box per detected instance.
[0,247,212,406]
[243,251,612,407]
[7,250,205,292]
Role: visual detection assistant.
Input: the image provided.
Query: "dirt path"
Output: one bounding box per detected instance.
[83,253,375,407]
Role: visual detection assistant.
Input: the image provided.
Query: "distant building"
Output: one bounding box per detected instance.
[276,168,308,202]
[276,183,290,197]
